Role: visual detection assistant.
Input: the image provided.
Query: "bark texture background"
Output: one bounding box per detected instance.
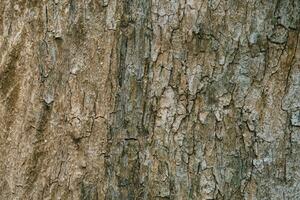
[0,0,300,199]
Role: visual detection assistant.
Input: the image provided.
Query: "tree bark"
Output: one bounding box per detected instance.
[0,0,299,199]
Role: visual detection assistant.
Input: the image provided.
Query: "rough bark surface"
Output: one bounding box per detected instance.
[0,0,300,199]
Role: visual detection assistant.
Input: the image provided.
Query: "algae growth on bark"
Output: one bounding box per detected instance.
[0,0,300,199]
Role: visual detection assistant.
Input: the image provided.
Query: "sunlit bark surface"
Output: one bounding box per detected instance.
[0,0,300,199]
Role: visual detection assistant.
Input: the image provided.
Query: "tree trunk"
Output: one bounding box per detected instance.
[0,0,299,199]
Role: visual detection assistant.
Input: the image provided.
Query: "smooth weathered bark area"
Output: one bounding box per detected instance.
[0,0,300,199]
